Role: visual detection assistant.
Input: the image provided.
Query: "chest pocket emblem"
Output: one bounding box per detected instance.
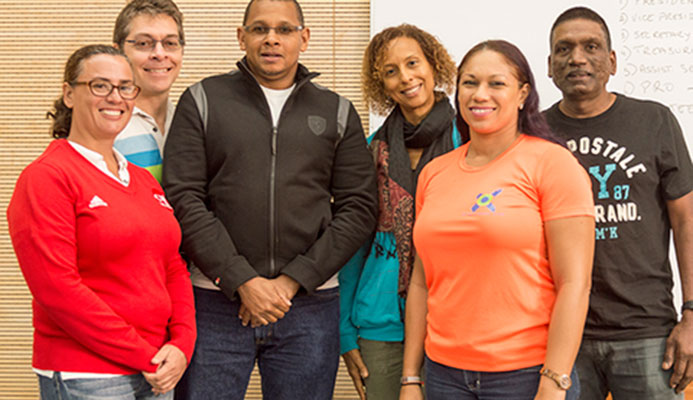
[153,193,173,210]
[308,115,327,136]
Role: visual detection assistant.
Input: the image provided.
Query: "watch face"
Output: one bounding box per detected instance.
[558,375,572,390]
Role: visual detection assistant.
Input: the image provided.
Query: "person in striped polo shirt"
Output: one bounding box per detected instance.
[113,0,185,181]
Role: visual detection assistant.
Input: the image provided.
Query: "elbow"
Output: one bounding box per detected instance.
[556,275,592,315]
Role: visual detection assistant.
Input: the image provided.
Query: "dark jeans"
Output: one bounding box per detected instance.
[576,337,683,400]
[38,373,169,400]
[175,287,340,400]
[424,355,580,400]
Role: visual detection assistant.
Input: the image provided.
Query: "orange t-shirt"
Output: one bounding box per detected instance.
[413,134,594,371]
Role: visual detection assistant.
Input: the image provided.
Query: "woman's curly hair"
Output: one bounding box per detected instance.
[362,24,456,116]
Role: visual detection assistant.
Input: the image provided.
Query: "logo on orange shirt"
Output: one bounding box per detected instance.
[471,189,502,212]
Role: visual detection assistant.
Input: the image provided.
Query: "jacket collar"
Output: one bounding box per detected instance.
[236,56,319,89]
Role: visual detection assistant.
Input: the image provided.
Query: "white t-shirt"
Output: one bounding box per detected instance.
[260,83,295,127]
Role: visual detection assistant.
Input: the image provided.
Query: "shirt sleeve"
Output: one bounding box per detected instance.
[162,86,259,297]
[657,107,693,200]
[338,242,371,354]
[536,144,595,221]
[280,100,378,292]
[7,162,160,372]
[162,252,196,363]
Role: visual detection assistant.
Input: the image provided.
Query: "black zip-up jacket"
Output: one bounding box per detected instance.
[162,58,377,298]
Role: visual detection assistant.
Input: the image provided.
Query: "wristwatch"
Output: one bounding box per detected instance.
[539,367,571,390]
[681,300,693,314]
[400,376,423,386]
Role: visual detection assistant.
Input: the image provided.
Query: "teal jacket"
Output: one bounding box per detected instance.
[339,125,461,354]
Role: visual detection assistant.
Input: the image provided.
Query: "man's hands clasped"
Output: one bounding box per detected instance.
[237,275,300,327]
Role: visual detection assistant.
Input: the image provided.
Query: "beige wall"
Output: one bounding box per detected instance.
[0,1,368,398]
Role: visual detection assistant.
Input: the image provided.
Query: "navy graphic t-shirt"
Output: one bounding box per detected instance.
[545,93,693,340]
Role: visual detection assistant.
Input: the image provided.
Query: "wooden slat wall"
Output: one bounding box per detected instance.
[0,1,368,399]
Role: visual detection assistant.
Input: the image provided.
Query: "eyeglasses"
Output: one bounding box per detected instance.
[243,24,304,36]
[70,78,140,100]
[124,37,184,52]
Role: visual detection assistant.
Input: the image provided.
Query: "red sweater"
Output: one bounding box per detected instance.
[7,140,195,374]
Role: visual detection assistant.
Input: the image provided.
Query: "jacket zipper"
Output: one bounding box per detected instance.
[269,126,278,276]
[238,59,319,278]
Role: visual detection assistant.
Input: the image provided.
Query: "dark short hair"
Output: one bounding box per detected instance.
[455,40,560,145]
[362,24,456,115]
[550,6,611,50]
[113,0,185,48]
[48,45,130,139]
[243,0,304,26]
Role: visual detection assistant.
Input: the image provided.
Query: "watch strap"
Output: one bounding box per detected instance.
[539,366,571,390]
[681,300,693,314]
[400,376,423,386]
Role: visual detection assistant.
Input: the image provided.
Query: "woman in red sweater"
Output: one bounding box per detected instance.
[7,44,195,399]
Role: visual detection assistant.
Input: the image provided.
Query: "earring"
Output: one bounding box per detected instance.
[519,103,524,110]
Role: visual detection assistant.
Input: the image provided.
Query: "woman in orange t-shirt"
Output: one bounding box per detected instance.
[399,40,595,400]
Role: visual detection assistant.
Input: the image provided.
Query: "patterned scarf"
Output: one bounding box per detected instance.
[369,98,456,297]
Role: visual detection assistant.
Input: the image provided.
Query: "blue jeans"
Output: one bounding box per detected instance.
[38,373,171,400]
[175,287,340,400]
[424,355,580,400]
[576,337,682,400]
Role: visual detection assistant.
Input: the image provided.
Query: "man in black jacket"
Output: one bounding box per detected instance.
[162,1,377,399]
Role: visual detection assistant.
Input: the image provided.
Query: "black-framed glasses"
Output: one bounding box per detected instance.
[70,79,140,100]
[243,24,304,36]
[124,37,184,52]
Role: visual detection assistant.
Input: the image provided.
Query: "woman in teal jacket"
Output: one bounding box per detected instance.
[339,24,459,400]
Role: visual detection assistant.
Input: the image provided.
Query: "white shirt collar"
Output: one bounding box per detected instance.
[68,140,130,186]
[132,98,176,136]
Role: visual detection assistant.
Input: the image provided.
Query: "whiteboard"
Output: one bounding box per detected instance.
[371,0,693,310]
[371,0,693,146]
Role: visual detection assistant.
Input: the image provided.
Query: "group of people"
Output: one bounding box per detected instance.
[5,1,693,400]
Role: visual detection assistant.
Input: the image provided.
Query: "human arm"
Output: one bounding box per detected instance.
[143,251,197,394]
[342,349,368,400]
[237,275,296,327]
[663,191,693,393]
[280,101,378,292]
[162,252,196,361]
[399,255,427,400]
[7,163,159,372]
[339,244,372,399]
[534,216,594,400]
[143,344,187,395]
[162,87,260,297]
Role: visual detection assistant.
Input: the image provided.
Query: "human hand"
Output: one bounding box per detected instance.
[237,277,292,327]
[238,302,269,328]
[532,377,568,400]
[663,313,693,393]
[342,349,369,400]
[142,344,187,395]
[238,303,251,327]
[533,386,567,400]
[399,383,424,400]
[273,274,300,301]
